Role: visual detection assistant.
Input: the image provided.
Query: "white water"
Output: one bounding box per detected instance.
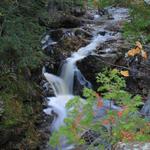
[44,73,69,96]
[60,34,114,94]
[43,7,129,149]
[43,33,117,131]
[44,95,73,131]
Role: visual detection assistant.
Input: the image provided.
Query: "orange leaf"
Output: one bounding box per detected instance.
[128,47,141,57]
[120,70,129,77]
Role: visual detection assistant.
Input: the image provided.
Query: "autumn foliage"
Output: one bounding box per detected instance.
[127,41,148,59]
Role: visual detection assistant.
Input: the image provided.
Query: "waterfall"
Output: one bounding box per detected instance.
[43,33,115,134]
[60,34,113,94]
[44,73,69,96]
[42,7,129,149]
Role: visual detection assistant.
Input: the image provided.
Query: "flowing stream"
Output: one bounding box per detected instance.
[42,7,129,149]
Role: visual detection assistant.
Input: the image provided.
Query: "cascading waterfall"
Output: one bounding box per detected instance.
[42,7,129,149]
[43,33,115,130]
[44,72,69,96]
[60,34,113,94]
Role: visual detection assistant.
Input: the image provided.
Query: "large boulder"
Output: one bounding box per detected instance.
[77,55,114,90]
[49,15,82,29]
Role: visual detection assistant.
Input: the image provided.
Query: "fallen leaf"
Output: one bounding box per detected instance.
[127,41,148,60]
[120,70,129,77]
[127,47,141,57]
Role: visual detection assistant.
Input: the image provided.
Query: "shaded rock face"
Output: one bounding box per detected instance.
[47,14,83,29]
[59,15,82,28]
[0,128,26,148]
[77,55,107,90]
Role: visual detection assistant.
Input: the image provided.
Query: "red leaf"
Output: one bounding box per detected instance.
[117,111,123,118]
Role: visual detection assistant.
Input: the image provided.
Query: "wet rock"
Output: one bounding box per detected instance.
[71,7,86,17]
[74,69,92,95]
[40,79,55,97]
[59,15,82,28]
[104,21,123,32]
[50,29,64,41]
[77,55,111,89]
[81,130,99,145]
[46,13,82,29]
[74,28,93,38]
[98,31,107,36]
[114,142,150,150]
[141,90,150,119]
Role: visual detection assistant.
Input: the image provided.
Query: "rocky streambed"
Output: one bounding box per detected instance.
[36,6,147,150]
[39,5,150,150]
[1,5,150,150]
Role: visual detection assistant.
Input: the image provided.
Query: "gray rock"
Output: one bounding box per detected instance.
[141,90,150,119]
[115,142,150,150]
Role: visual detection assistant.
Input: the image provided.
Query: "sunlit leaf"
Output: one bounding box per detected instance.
[127,47,141,57]
[127,41,148,60]
[120,70,129,77]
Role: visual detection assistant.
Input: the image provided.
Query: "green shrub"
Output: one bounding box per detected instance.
[123,2,150,43]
